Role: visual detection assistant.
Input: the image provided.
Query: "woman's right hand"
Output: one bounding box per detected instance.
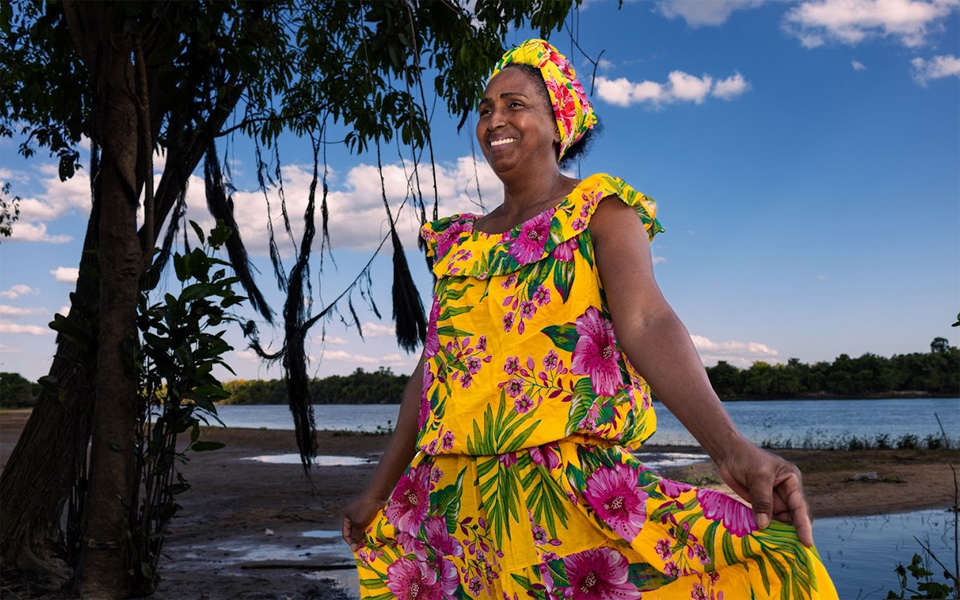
[341,494,386,552]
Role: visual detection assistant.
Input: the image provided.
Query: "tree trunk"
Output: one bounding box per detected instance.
[0,208,99,587]
[62,4,143,597]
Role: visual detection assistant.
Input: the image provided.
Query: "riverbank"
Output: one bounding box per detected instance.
[1,409,957,599]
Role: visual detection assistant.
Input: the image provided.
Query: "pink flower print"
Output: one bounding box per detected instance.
[663,562,680,578]
[692,583,708,600]
[658,478,694,499]
[397,531,428,559]
[441,430,455,451]
[520,300,537,320]
[460,372,473,389]
[532,524,548,545]
[503,311,515,332]
[552,238,579,262]
[433,220,471,260]
[501,274,517,289]
[582,463,648,542]
[419,368,434,430]
[476,335,487,352]
[530,443,561,471]
[424,298,441,359]
[533,285,552,306]
[514,395,534,414]
[431,467,444,482]
[545,79,577,142]
[571,307,623,397]
[543,349,559,370]
[580,201,592,218]
[696,489,758,537]
[385,464,432,535]
[386,556,443,600]
[504,356,520,374]
[505,378,524,398]
[466,356,482,375]
[499,452,518,468]
[436,556,459,598]
[453,248,473,263]
[468,576,483,595]
[508,211,552,264]
[694,544,710,565]
[425,517,464,558]
[655,538,673,562]
[561,547,641,600]
[571,218,586,232]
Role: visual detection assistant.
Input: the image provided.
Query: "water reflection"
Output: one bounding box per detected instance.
[243,454,376,466]
[814,508,957,599]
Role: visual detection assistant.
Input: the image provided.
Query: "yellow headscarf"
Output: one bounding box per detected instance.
[490,39,598,161]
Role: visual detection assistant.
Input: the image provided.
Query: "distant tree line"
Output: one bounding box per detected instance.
[706,338,959,400]
[2,340,956,408]
[221,366,410,405]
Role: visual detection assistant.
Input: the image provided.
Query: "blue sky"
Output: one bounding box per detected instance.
[2,0,958,383]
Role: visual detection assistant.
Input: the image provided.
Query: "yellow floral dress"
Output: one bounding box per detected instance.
[354,173,838,600]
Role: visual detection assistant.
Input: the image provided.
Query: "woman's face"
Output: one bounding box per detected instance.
[476,67,561,176]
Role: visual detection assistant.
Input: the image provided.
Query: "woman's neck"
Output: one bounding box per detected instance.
[475,169,579,234]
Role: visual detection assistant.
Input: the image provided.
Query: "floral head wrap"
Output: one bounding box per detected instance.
[490,39,597,161]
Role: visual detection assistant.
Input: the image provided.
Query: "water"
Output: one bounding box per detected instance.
[814,508,958,598]
[214,398,960,447]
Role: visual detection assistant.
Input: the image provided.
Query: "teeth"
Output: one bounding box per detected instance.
[491,138,517,147]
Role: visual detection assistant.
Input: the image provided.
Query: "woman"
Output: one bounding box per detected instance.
[342,39,838,599]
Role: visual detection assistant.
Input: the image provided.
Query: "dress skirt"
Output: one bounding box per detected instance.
[354,438,838,600]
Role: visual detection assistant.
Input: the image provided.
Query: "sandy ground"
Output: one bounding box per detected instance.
[2,409,958,599]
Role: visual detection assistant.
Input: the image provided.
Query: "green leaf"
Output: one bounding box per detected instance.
[189,220,206,245]
[541,323,578,353]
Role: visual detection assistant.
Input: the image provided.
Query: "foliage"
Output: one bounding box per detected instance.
[222,367,410,405]
[131,221,244,594]
[705,341,960,399]
[0,182,20,239]
[0,372,38,408]
[886,552,958,599]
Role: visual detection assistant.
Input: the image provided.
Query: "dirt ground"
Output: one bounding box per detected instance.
[1,409,958,599]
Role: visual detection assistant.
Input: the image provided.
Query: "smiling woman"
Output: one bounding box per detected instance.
[342,39,839,599]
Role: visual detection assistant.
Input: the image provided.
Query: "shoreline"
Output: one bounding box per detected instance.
[1,410,958,599]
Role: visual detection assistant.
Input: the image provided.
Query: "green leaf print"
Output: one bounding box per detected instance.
[552,259,575,303]
[541,323,579,353]
[476,455,521,548]
[522,257,553,298]
[577,230,595,267]
[522,463,570,539]
[431,468,466,534]
[564,379,596,435]
[627,562,677,591]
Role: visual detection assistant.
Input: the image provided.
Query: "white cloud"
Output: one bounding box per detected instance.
[320,349,379,365]
[852,59,868,70]
[712,72,752,99]
[655,0,778,26]
[652,256,668,265]
[197,155,500,258]
[691,334,780,367]
[51,267,79,284]
[911,54,960,83]
[597,58,615,71]
[318,335,349,346]
[596,71,750,108]
[783,0,960,48]
[0,343,22,354]
[0,285,38,299]
[5,222,72,243]
[0,305,47,317]
[360,321,397,338]
[0,322,53,336]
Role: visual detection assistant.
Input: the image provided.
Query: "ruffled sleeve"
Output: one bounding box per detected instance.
[424,173,663,279]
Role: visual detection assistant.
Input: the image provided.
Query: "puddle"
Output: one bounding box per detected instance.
[632,451,709,471]
[303,530,344,539]
[243,454,376,466]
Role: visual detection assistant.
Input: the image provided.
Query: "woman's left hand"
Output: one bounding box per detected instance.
[715,438,814,547]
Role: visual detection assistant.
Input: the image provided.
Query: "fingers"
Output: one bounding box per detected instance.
[776,471,814,547]
[747,471,775,531]
[341,516,358,552]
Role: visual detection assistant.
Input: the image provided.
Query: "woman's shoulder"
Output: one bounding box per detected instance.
[560,173,664,240]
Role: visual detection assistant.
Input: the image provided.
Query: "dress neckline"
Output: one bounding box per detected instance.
[464,175,598,238]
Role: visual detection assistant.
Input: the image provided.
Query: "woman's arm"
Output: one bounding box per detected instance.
[341,355,425,551]
[590,197,814,546]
